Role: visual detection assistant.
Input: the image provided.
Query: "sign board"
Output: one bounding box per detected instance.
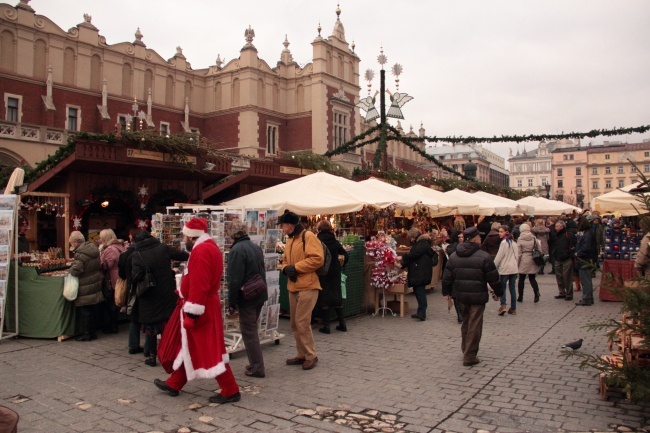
[164,154,197,165]
[126,148,164,162]
[301,169,316,175]
[280,166,301,175]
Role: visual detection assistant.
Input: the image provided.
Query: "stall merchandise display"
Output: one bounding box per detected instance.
[604,221,642,261]
[160,206,284,354]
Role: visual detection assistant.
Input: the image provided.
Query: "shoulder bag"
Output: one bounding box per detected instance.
[532,238,545,266]
[135,252,156,297]
[240,246,267,301]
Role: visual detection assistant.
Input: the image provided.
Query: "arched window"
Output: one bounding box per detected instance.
[296,84,304,112]
[326,52,332,74]
[337,56,343,78]
[144,69,153,101]
[165,75,174,106]
[122,63,132,96]
[90,54,101,91]
[257,78,265,107]
[0,30,15,72]
[33,39,47,79]
[214,81,222,111]
[63,47,75,85]
[272,83,279,111]
[232,78,240,107]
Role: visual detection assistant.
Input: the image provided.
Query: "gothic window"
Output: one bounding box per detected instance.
[90,55,102,91]
[266,124,278,155]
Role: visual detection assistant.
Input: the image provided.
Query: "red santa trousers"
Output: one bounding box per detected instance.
[165,363,239,397]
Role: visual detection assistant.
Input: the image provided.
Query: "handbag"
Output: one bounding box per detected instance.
[114,277,128,307]
[135,252,156,297]
[63,274,79,301]
[532,239,545,266]
[241,274,267,301]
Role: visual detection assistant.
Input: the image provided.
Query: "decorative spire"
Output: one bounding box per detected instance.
[215,54,223,70]
[336,2,341,20]
[280,35,294,64]
[174,46,186,59]
[317,21,321,37]
[282,34,290,51]
[133,27,145,46]
[244,25,256,48]
[16,0,34,12]
[351,39,355,53]
[331,3,346,41]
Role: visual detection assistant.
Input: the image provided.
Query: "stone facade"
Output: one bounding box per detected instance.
[508,141,554,195]
[0,2,372,172]
[424,142,510,187]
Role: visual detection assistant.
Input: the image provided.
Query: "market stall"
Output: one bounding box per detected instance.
[4,263,75,339]
[405,185,478,215]
[472,191,533,214]
[444,188,516,215]
[592,183,648,217]
[599,219,643,301]
[516,196,581,215]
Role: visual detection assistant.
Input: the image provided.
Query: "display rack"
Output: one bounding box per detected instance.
[160,205,284,354]
[0,194,18,341]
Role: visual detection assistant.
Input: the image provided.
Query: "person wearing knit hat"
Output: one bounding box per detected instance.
[154,217,241,403]
[516,223,542,303]
[279,209,324,371]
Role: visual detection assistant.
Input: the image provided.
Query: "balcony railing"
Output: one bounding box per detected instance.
[0,120,68,145]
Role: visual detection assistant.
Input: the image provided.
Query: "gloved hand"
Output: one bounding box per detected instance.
[183,315,196,329]
[283,265,298,282]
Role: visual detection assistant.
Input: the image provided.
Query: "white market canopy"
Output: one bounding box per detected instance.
[516,196,582,215]
[472,191,534,214]
[592,182,648,216]
[222,171,399,215]
[444,188,516,215]
[358,178,455,217]
[405,184,478,215]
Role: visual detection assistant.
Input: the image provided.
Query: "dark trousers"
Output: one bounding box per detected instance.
[460,303,485,362]
[77,305,97,338]
[555,258,574,297]
[238,303,265,376]
[518,273,540,298]
[578,268,594,303]
[412,284,427,318]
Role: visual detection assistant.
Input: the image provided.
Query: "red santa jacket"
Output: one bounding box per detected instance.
[170,233,229,380]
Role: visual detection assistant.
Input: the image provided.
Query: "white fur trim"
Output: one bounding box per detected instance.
[182,226,204,238]
[193,232,212,247]
[172,308,230,381]
[183,302,205,316]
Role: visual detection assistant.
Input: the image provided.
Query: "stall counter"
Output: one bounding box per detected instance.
[5,264,76,339]
[599,259,636,302]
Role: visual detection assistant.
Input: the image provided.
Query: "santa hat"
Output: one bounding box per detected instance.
[182,218,208,237]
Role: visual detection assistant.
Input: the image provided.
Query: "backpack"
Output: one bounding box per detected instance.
[302,231,332,277]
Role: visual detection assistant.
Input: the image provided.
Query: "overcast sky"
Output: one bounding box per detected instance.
[32,1,650,161]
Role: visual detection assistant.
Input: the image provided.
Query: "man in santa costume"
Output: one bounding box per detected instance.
[154,218,241,403]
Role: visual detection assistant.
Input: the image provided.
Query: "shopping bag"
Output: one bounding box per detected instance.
[62,274,79,301]
[341,273,347,299]
[158,307,182,374]
[114,277,128,307]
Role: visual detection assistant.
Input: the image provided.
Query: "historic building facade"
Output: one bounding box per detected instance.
[508,141,554,195]
[587,141,650,203]
[551,140,588,208]
[0,1,374,172]
[423,142,510,187]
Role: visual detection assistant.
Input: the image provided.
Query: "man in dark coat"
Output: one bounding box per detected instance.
[131,231,189,367]
[575,218,597,306]
[552,220,577,300]
[227,220,269,378]
[442,227,501,366]
[398,227,435,321]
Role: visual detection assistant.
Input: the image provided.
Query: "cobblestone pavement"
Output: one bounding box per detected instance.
[1,273,649,433]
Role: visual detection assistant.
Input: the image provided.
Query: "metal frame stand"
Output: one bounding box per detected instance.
[372,287,396,317]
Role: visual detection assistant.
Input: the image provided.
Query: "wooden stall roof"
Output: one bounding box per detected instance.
[28,139,232,192]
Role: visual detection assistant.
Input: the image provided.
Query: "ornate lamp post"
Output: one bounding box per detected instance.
[576,188,585,209]
[544,182,551,199]
[463,159,478,180]
[357,48,413,172]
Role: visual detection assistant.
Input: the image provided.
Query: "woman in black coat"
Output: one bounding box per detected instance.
[316,220,349,334]
[131,231,189,367]
[399,227,435,321]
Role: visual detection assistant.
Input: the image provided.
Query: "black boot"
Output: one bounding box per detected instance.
[335,307,347,332]
[76,310,92,342]
[517,287,524,303]
[318,308,330,334]
[144,333,157,366]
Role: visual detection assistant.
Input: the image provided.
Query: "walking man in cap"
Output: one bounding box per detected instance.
[442,226,501,366]
[278,210,324,370]
[154,217,241,403]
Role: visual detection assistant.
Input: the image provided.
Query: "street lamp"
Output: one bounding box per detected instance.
[576,188,584,209]
[544,182,551,199]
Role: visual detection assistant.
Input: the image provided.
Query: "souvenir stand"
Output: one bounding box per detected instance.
[152,205,284,354]
[3,192,74,340]
[0,194,18,342]
[600,218,643,301]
